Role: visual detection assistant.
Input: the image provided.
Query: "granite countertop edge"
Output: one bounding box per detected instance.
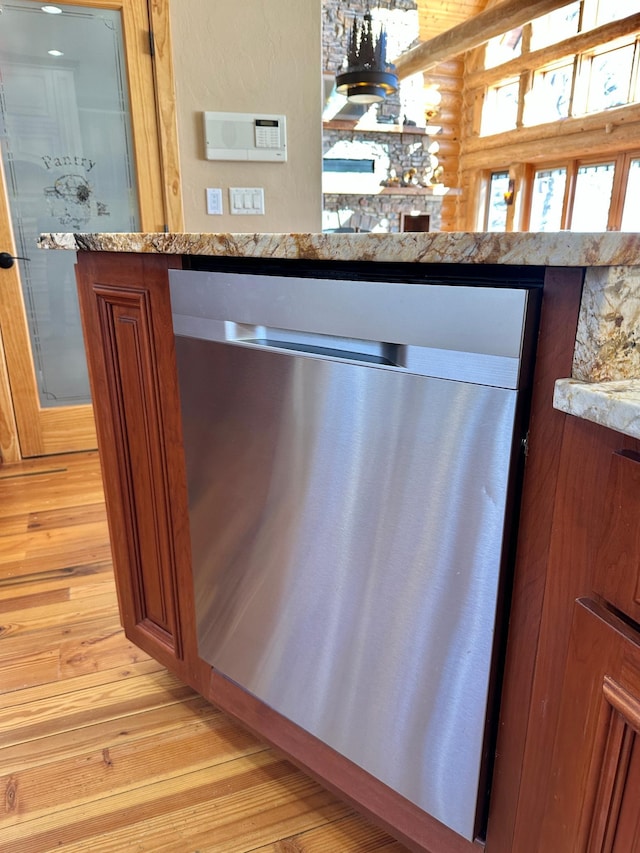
[37,231,640,268]
[553,379,640,441]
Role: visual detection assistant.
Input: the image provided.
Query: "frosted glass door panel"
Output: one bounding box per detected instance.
[0,1,140,407]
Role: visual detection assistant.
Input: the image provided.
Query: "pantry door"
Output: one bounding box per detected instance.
[0,0,181,461]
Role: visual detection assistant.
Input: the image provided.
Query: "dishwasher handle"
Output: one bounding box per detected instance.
[172,314,523,388]
[225,322,398,366]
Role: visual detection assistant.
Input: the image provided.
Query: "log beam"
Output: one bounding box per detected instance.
[393,0,579,79]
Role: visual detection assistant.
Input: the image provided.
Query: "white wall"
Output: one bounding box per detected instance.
[170,0,322,233]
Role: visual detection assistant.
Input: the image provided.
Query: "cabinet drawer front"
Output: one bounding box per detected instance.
[594,450,640,624]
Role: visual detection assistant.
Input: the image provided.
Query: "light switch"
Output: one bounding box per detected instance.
[229,187,265,215]
[206,187,223,215]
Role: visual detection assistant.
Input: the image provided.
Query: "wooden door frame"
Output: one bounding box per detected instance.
[0,0,182,464]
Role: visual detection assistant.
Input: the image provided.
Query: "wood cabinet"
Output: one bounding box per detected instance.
[510,423,640,852]
[76,248,639,853]
[593,450,640,625]
[75,251,210,696]
[541,449,640,851]
[541,598,640,851]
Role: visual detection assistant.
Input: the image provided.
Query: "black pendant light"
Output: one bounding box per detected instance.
[335,9,398,104]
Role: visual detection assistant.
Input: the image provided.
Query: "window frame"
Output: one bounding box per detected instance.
[524,163,570,232]
[478,5,640,138]
[482,169,512,231]
[488,151,640,232]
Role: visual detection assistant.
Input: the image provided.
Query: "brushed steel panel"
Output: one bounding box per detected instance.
[177,336,518,841]
[171,313,523,388]
[169,269,528,359]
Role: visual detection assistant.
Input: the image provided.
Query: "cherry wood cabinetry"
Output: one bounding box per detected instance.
[75,251,210,697]
[541,598,640,851]
[74,249,640,852]
[511,421,640,851]
[593,450,640,625]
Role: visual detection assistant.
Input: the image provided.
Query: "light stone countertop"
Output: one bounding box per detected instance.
[553,379,640,440]
[37,230,640,267]
[37,230,640,441]
[552,265,640,440]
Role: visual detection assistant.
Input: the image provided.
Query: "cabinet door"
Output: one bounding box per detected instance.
[75,251,208,693]
[539,598,640,852]
[593,450,640,625]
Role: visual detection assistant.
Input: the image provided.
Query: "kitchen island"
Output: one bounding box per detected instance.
[39,231,640,853]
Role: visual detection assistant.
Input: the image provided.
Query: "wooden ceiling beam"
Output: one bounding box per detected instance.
[393,0,578,79]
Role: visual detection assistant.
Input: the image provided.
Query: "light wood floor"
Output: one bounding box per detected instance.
[0,451,409,852]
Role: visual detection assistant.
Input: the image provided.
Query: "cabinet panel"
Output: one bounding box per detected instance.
[610,733,640,852]
[594,450,640,624]
[75,252,209,692]
[93,284,180,653]
[539,598,640,851]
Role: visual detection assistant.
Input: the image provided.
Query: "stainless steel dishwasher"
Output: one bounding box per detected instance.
[169,266,537,842]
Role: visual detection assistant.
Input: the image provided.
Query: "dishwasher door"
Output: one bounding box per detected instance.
[170,269,532,842]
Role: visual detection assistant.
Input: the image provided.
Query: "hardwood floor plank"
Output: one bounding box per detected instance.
[0,648,60,694]
[0,693,221,771]
[59,622,149,679]
[0,465,105,515]
[26,502,108,531]
[0,585,69,614]
[250,814,411,853]
[0,511,29,537]
[0,589,119,635]
[0,561,114,599]
[0,657,162,711]
[0,613,126,663]
[1,711,267,830]
[1,753,347,853]
[0,451,101,482]
[19,477,106,509]
[0,520,112,580]
[0,623,147,696]
[0,667,193,746]
[91,775,349,853]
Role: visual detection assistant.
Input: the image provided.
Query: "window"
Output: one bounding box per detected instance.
[516,155,640,232]
[580,43,637,113]
[524,61,574,125]
[482,81,520,135]
[484,28,523,69]
[585,0,640,29]
[480,1,640,136]
[530,2,581,51]
[620,158,640,230]
[569,162,616,230]
[529,168,567,231]
[485,171,510,231]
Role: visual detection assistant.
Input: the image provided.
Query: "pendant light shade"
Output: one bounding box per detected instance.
[335,10,398,105]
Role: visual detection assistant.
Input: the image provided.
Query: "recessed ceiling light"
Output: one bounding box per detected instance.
[48,49,64,56]
[42,5,63,13]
